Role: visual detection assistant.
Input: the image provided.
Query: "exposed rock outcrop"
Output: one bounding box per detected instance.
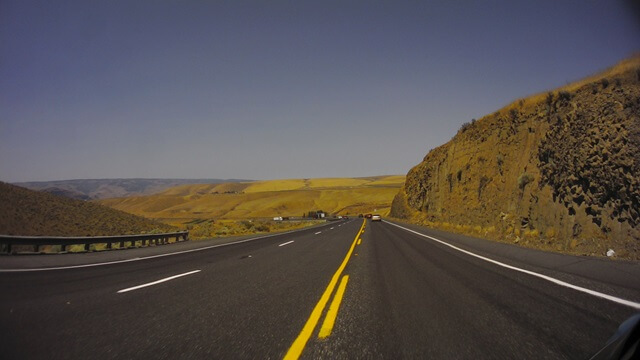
[392,57,640,259]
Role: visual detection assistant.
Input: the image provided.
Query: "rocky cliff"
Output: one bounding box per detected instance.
[391,57,640,259]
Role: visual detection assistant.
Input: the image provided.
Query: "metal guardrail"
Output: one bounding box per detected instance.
[0,231,189,254]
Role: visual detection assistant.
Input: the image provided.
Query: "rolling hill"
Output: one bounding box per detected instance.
[15,178,251,200]
[0,182,175,236]
[98,176,405,224]
[392,56,640,259]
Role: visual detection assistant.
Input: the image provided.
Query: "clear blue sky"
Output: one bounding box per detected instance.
[1,0,639,182]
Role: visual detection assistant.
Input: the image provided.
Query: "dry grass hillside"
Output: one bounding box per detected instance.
[99,176,404,224]
[392,56,640,259]
[0,182,175,236]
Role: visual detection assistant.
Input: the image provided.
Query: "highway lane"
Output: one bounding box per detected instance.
[303,220,640,359]
[0,219,360,359]
[2,218,639,359]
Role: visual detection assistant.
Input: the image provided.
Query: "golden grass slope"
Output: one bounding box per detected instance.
[98,175,404,222]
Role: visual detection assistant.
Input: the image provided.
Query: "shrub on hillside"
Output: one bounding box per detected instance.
[517,173,534,190]
[478,176,491,199]
[557,91,572,102]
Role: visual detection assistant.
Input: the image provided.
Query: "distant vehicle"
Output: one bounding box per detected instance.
[365,214,372,219]
[273,217,283,221]
[371,214,381,221]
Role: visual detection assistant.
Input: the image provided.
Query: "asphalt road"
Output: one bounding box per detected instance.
[1,219,639,359]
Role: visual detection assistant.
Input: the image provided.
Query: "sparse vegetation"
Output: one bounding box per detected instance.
[183,219,320,239]
[545,92,554,106]
[459,121,472,133]
[496,154,504,175]
[0,182,174,236]
[557,90,572,102]
[517,173,534,190]
[509,108,518,120]
[478,176,490,199]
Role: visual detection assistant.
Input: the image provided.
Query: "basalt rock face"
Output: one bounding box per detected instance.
[392,58,640,259]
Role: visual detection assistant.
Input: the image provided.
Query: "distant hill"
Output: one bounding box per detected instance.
[15,178,251,200]
[0,182,175,236]
[98,175,405,224]
[392,56,640,259]
[41,187,91,200]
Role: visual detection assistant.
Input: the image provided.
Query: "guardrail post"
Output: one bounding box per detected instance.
[6,243,11,254]
[34,244,39,253]
[119,240,124,249]
[61,244,67,252]
[141,239,146,247]
[130,239,136,248]
[84,243,90,252]
[106,242,112,250]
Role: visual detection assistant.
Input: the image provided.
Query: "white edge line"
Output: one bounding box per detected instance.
[1,222,336,272]
[279,240,294,247]
[315,231,322,235]
[117,270,200,293]
[384,220,640,311]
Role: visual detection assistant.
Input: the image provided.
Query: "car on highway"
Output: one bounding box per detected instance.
[371,214,381,221]
[365,214,372,219]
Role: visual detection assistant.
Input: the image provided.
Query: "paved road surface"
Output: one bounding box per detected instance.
[1,219,639,359]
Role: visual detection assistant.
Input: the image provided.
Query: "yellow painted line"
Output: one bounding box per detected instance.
[318,275,349,338]
[283,219,366,360]
[357,238,361,245]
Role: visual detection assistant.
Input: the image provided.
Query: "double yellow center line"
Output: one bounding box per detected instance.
[283,219,366,360]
